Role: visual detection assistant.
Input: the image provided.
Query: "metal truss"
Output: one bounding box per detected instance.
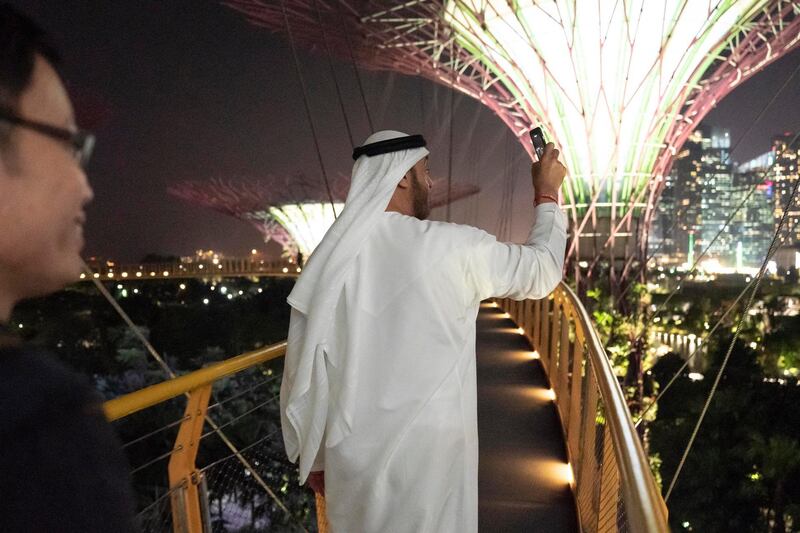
[225,0,800,276]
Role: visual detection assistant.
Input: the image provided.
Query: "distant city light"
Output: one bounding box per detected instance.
[163,271,170,276]
[296,267,301,273]
[136,272,142,277]
[18,324,23,329]
[93,273,100,279]
[203,298,209,305]
[227,294,233,300]
[282,267,289,273]
[121,272,128,278]
[179,283,186,290]
[79,273,86,279]
[767,261,777,276]
[238,290,244,295]
[116,284,123,289]
[688,372,704,381]
[220,286,228,294]
[251,249,258,255]
[257,288,263,293]
[133,289,139,294]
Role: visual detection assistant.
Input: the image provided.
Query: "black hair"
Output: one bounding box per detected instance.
[0,4,60,147]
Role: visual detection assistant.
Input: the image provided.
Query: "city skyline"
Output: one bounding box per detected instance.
[651,126,799,272]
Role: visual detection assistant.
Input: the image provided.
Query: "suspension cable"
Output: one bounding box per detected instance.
[280,0,338,219]
[641,184,758,324]
[665,144,800,502]
[634,266,758,427]
[337,6,374,133]
[619,56,800,306]
[86,265,303,529]
[622,55,800,307]
[635,130,800,447]
[87,268,175,379]
[312,0,354,149]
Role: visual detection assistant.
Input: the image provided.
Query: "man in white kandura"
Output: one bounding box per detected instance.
[281,130,568,532]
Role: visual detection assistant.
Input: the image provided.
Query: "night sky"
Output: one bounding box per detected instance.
[10,1,800,262]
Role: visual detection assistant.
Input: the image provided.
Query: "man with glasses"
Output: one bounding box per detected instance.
[0,5,136,531]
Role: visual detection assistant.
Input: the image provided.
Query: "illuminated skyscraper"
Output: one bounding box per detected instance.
[655,126,775,271]
[227,0,800,283]
[699,128,738,266]
[771,132,800,245]
[651,130,705,264]
[734,163,774,268]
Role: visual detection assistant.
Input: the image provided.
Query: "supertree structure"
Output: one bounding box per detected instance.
[169,174,479,260]
[225,0,800,287]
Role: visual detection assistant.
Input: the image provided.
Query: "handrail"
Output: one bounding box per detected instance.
[104,341,287,421]
[107,283,668,532]
[103,340,315,533]
[501,281,669,533]
[559,283,669,531]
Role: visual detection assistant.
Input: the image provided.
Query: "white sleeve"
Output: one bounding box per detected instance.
[466,203,567,302]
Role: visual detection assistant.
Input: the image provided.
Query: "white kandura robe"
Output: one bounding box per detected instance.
[305,203,567,533]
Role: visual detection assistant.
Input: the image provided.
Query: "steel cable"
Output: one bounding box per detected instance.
[665,141,800,502]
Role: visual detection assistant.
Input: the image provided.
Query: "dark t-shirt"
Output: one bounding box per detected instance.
[0,343,137,532]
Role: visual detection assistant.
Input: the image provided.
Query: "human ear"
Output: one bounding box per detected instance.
[397,173,411,189]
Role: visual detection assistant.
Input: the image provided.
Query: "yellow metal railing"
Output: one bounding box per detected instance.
[500,282,669,533]
[108,282,667,532]
[105,342,325,532]
[104,343,287,422]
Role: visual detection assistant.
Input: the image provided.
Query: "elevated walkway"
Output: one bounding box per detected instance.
[477,304,578,531]
[104,284,669,532]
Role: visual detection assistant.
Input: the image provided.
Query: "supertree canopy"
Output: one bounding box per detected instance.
[169,174,479,259]
[225,0,800,274]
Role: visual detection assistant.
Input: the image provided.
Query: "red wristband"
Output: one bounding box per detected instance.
[534,193,559,206]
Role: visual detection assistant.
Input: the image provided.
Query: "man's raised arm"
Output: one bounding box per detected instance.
[466,142,568,302]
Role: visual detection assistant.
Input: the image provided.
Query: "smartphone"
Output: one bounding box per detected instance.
[529,127,546,160]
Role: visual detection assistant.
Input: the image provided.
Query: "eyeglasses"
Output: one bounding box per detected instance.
[0,108,95,167]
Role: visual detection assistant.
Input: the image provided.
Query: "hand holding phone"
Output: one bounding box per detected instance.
[529,130,566,203]
[529,127,546,160]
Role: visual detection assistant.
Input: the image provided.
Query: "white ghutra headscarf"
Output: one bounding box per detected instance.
[281,130,429,481]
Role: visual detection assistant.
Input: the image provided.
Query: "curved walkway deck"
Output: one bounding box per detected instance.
[477,303,579,532]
